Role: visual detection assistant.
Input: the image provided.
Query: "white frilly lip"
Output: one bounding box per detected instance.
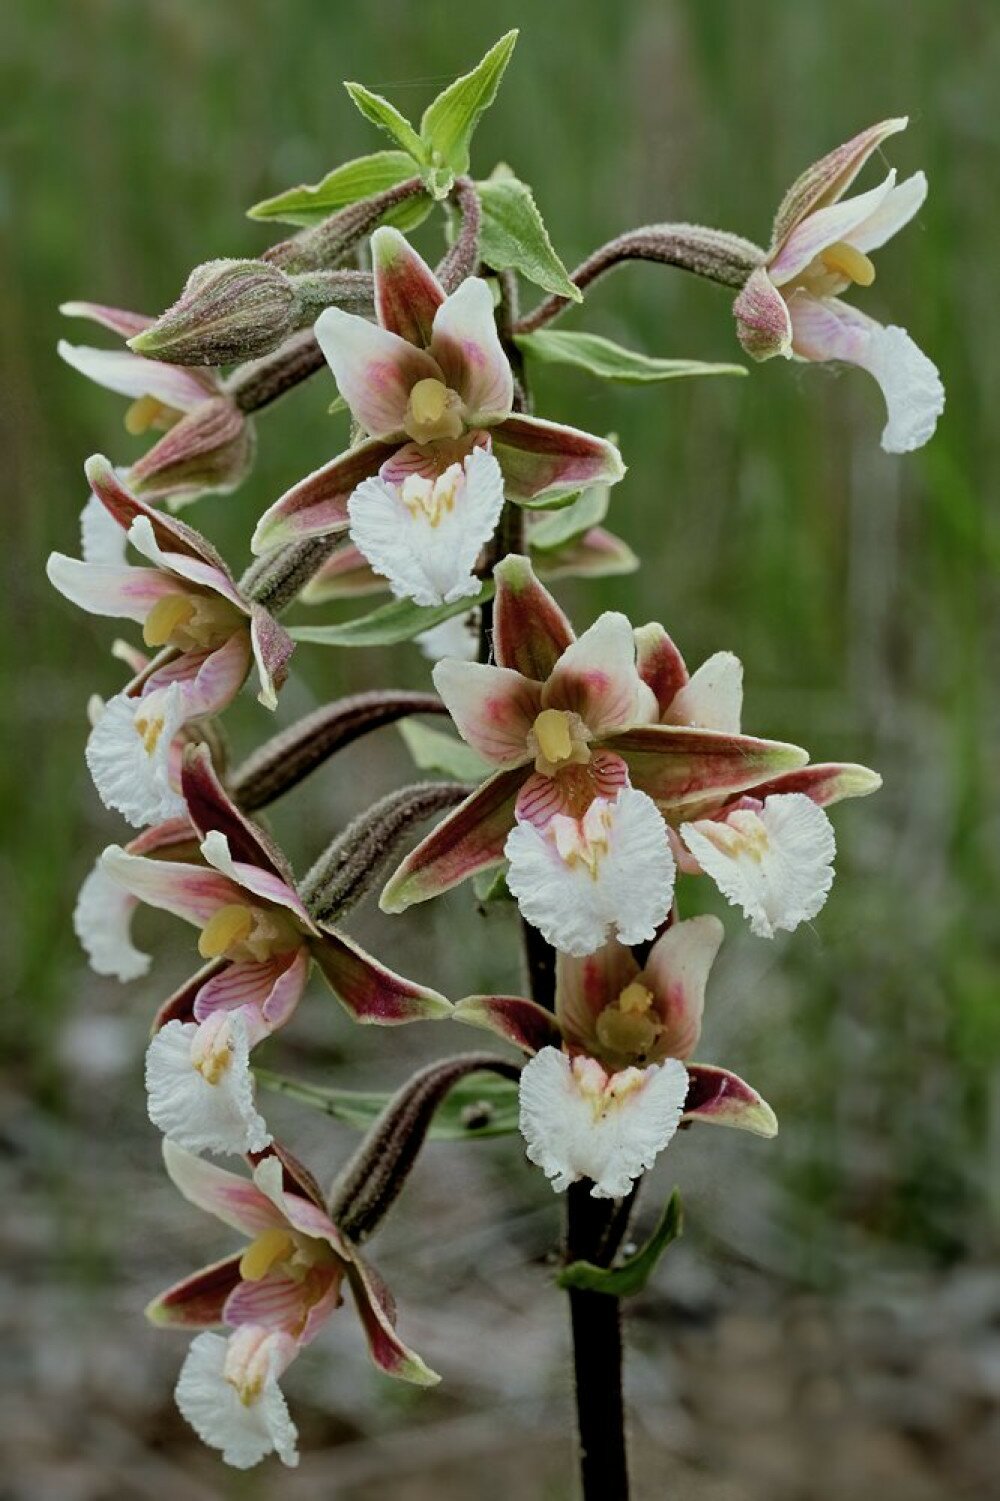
[145,1014,272,1157]
[175,1329,299,1470]
[85,684,188,829]
[73,861,149,981]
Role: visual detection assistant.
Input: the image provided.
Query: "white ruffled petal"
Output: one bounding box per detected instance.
[504,787,676,957]
[519,1047,689,1199]
[80,492,128,565]
[856,321,945,455]
[416,611,479,662]
[145,1015,272,1156]
[664,651,743,732]
[73,861,149,981]
[85,685,187,828]
[681,792,836,939]
[175,1330,299,1470]
[348,447,504,608]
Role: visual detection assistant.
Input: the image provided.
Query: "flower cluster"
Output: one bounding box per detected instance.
[47,46,936,1474]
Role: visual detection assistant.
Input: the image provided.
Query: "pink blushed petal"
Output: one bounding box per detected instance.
[152,960,228,1032]
[57,340,215,411]
[453,994,561,1055]
[371,227,445,347]
[311,928,450,1023]
[84,455,230,572]
[175,631,253,721]
[345,1256,440,1386]
[432,658,541,766]
[770,171,898,286]
[555,942,640,1055]
[250,605,294,710]
[124,515,244,608]
[634,623,688,717]
[223,1270,331,1336]
[770,117,908,252]
[198,831,312,929]
[543,612,647,736]
[61,300,155,339]
[732,267,793,361]
[193,948,310,1035]
[429,276,513,424]
[664,652,743,734]
[491,414,625,502]
[251,438,397,554]
[380,767,527,912]
[300,541,384,603]
[641,914,724,1061]
[613,724,808,814]
[514,751,628,828]
[181,744,296,885]
[847,170,928,254]
[100,845,245,928]
[313,306,442,438]
[683,1063,778,1137]
[46,553,182,623]
[251,1156,351,1257]
[492,554,575,679]
[162,1139,287,1237]
[146,1253,245,1329]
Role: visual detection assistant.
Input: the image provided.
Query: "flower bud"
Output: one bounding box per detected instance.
[128,394,256,503]
[129,259,298,366]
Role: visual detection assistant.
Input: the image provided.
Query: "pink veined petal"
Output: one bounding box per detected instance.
[514,750,629,828]
[46,553,182,623]
[181,745,299,887]
[193,947,310,1034]
[380,766,527,912]
[345,1255,440,1386]
[429,276,513,424]
[198,831,313,929]
[769,117,909,251]
[251,1156,351,1257]
[453,993,562,1055]
[787,295,944,454]
[251,437,397,554]
[57,340,214,411]
[146,1253,244,1329]
[769,171,899,286]
[84,454,231,571]
[100,845,246,927]
[491,414,625,502]
[313,306,443,439]
[249,605,294,710]
[492,554,575,680]
[682,1063,778,1136]
[378,431,486,486]
[641,914,724,1061]
[555,941,641,1055]
[311,927,450,1024]
[177,630,254,720]
[634,623,688,716]
[60,300,155,339]
[162,1139,287,1237]
[223,1270,332,1337]
[153,960,228,1032]
[614,724,808,814]
[300,541,384,604]
[371,227,445,347]
[847,170,928,254]
[125,515,244,608]
[432,659,541,767]
[542,612,647,737]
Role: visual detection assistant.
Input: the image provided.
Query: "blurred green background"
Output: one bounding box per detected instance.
[4,1,1000,1496]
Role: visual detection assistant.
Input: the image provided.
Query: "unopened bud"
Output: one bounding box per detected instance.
[128,395,255,503]
[129,259,298,366]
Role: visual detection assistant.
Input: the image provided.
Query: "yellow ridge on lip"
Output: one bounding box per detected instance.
[198,902,254,959]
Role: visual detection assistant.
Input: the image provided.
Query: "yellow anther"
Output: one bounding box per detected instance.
[198,902,255,959]
[124,393,172,435]
[403,377,464,443]
[409,378,448,427]
[596,1007,661,1058]
[533,709,574,765]
[142,593,196,648]
[618,982,655,1017]
[239,1229,295,1283]
[819,240,876,287]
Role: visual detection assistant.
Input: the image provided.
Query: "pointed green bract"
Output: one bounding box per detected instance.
[557,1190,684,1296]
[529,483,610,553]
[398,720,492,783]
[344,82,428,163]
[477,175,581,301]
[248,150,430,230]
[517,329,747,384]
[289,581,494,648]
[420,30,519,176]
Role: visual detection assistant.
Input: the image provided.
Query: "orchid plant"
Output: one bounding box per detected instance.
[49,31,940,1496]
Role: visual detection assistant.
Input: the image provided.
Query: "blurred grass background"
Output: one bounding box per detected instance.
[3,0,1000,1496]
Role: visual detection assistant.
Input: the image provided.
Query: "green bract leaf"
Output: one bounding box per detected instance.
[420,30,519,176]
[477,176,581,301]
[472,866,514,903]
[248,150,430,230]
[343,82,428,163]
[255,1067,520,1140]
[398,719,491,782]
[289,581,495,648]
[516,329,748,384]
[557,1190,683,1296]
[529,483,610,553]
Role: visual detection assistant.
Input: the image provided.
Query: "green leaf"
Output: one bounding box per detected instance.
[289,581,495,648]
[529,483,610,553]
[516,329,747,384]
[557,1190,683,1296]
[344,82,428,163]
[255,1068,520,1140]
[248,150,430,230]
[420,30,519,176]
[477,176,581,302]
[472,866,514,903]
[398,719,491,782]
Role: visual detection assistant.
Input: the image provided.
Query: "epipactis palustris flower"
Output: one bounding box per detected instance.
[380,555,812,946]
[101,747,450,1156]
[456,915,776,1198]
[633,621,882,937]
[150,1141,438,1469]
[58,301,254,503]
[250,227,625,555]
[733,117,944,452]
[47,457,293,828]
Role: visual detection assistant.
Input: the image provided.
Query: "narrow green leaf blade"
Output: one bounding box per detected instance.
[557,1190,684,1295]
[516,330,747,384]
[398,719,492,782]
[477,176,581,301]
[289,581,495,648]
[420,30,519,175]
[344,82,428,163]
[255,1068,520,1140]
[248,150,429,229]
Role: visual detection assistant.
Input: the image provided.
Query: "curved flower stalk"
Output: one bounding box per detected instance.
[101,748,450,1155]
[379,555,810,938]
[456,915,775,1198]
[732,117,944,452]
[149,1141,438,1469]
[251,227,625,555]
[58,302,255,503]
[634,621,882,936]
[47,457,293,826]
